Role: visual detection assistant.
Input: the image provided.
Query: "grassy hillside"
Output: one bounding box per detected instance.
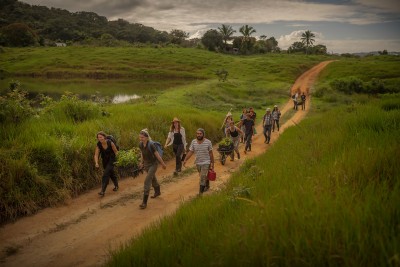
[0,47,329,223]
[106,57,400,266]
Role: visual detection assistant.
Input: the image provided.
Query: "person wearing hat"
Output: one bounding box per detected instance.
[221,111,233,134]
[138,129,167,209]
[272,105,281,132]
[164,117,187,175]
[183,128,214,195]
[262,108,273,144]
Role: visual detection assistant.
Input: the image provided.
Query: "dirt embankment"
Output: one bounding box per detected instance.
[0,61,334,267]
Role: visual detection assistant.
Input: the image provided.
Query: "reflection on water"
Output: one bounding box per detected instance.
[112,94,141,103]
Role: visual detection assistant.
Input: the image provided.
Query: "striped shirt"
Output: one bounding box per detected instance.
[189,138,213,165]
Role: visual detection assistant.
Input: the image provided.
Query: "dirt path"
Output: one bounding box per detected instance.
[0,61,334,267]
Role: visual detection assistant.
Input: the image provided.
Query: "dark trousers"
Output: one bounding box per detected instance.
[263,125,272,143]
[173,143,184,171]
[101,161,118,192]
[273,119,280,131]
[244,133,252,151]
[302,101,306,110]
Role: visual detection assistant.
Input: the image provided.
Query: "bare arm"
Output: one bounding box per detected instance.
[111,142,118,156]
[236,126,244,136]
[183,150,194,167]
[154,151,166,169]
[209,150,215,170]
[94,146,100,168]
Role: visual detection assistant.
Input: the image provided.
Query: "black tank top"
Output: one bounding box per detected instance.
[173,132,183,145]
[229,127,239,137]
[97,140,116,164]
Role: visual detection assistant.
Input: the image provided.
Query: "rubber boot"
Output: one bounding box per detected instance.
[151,186,161,198]
[199,185,205,195]
[139,194,149,209]
[204,180,210,192]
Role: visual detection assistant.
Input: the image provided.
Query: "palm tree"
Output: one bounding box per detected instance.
[218,24,236,50]
[239,25,256,51]
[301,30,315,54]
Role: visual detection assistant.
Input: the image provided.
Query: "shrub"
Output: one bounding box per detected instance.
[56,92,101,122]
[0,83,34,124]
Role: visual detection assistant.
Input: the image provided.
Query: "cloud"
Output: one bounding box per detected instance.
[277,30,324,49]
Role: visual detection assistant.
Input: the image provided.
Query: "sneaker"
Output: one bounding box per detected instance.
[113,186,119,192]
[139,203,147,209]
[98,191,105,196]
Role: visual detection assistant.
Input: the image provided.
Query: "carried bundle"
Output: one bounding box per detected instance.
[218,137,234,151]
[115,147,142,178]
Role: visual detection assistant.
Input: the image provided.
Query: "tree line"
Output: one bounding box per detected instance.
[0,0,327,54]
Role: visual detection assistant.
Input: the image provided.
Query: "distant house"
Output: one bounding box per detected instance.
[55,42,67,47]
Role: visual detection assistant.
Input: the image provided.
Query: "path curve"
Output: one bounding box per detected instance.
[0,60,334,267]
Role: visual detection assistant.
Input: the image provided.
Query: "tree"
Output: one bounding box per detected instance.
[218,24,236,50]
[288,41,306,53]
[311,44,327,55]
[0,23,39,46]
[301,30,315,54]
[169,29,189,44]
[265,37,279,52]
[239,25,256,52]
[201,29,223,51]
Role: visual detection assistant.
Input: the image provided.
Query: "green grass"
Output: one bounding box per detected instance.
[107,96,400,267]
[0,47,332,223]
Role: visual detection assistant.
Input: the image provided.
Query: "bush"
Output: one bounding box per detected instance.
[0,83,34,124]
[56,93,101,122]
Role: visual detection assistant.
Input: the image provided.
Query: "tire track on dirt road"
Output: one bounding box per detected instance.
[0,60,334,267]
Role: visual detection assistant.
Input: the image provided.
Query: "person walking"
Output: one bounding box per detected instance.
[94,131,119,196]
[272,105,281,132]
[138,129,167,209]
[301,92,306,110]
[164,117,187,175]
[221,111,233,134]
[294,92,299,110]
[262,108,273,144]
[249,107,257,134]
[239,112,255,154]
[226,121,244,161]
[239,108,247,143]
[183,128,214,195]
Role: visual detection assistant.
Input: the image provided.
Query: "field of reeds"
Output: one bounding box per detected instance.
[0,47,329,223]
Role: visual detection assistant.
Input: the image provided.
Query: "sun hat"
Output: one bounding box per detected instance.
[266,108,271,112]
[274,105,278,108]
[172,117,180,122]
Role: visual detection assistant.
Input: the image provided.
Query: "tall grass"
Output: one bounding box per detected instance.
[107,97,400,266]
[0,47,331,222]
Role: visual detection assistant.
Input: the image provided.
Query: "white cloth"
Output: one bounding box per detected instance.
[165,127,187,150]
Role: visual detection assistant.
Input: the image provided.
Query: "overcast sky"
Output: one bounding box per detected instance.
[22,0,400,53]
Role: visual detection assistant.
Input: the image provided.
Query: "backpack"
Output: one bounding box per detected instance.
[147,140,163,158]
[106,135,119,151]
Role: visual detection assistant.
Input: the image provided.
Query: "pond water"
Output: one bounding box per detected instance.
[0,76,193,103]
[112,94,141,103]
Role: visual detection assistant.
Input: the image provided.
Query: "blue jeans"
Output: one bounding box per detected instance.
[263,125,272,143]
[244,133,252,151]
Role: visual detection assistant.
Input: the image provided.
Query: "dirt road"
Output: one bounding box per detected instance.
[0,61,333,267]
